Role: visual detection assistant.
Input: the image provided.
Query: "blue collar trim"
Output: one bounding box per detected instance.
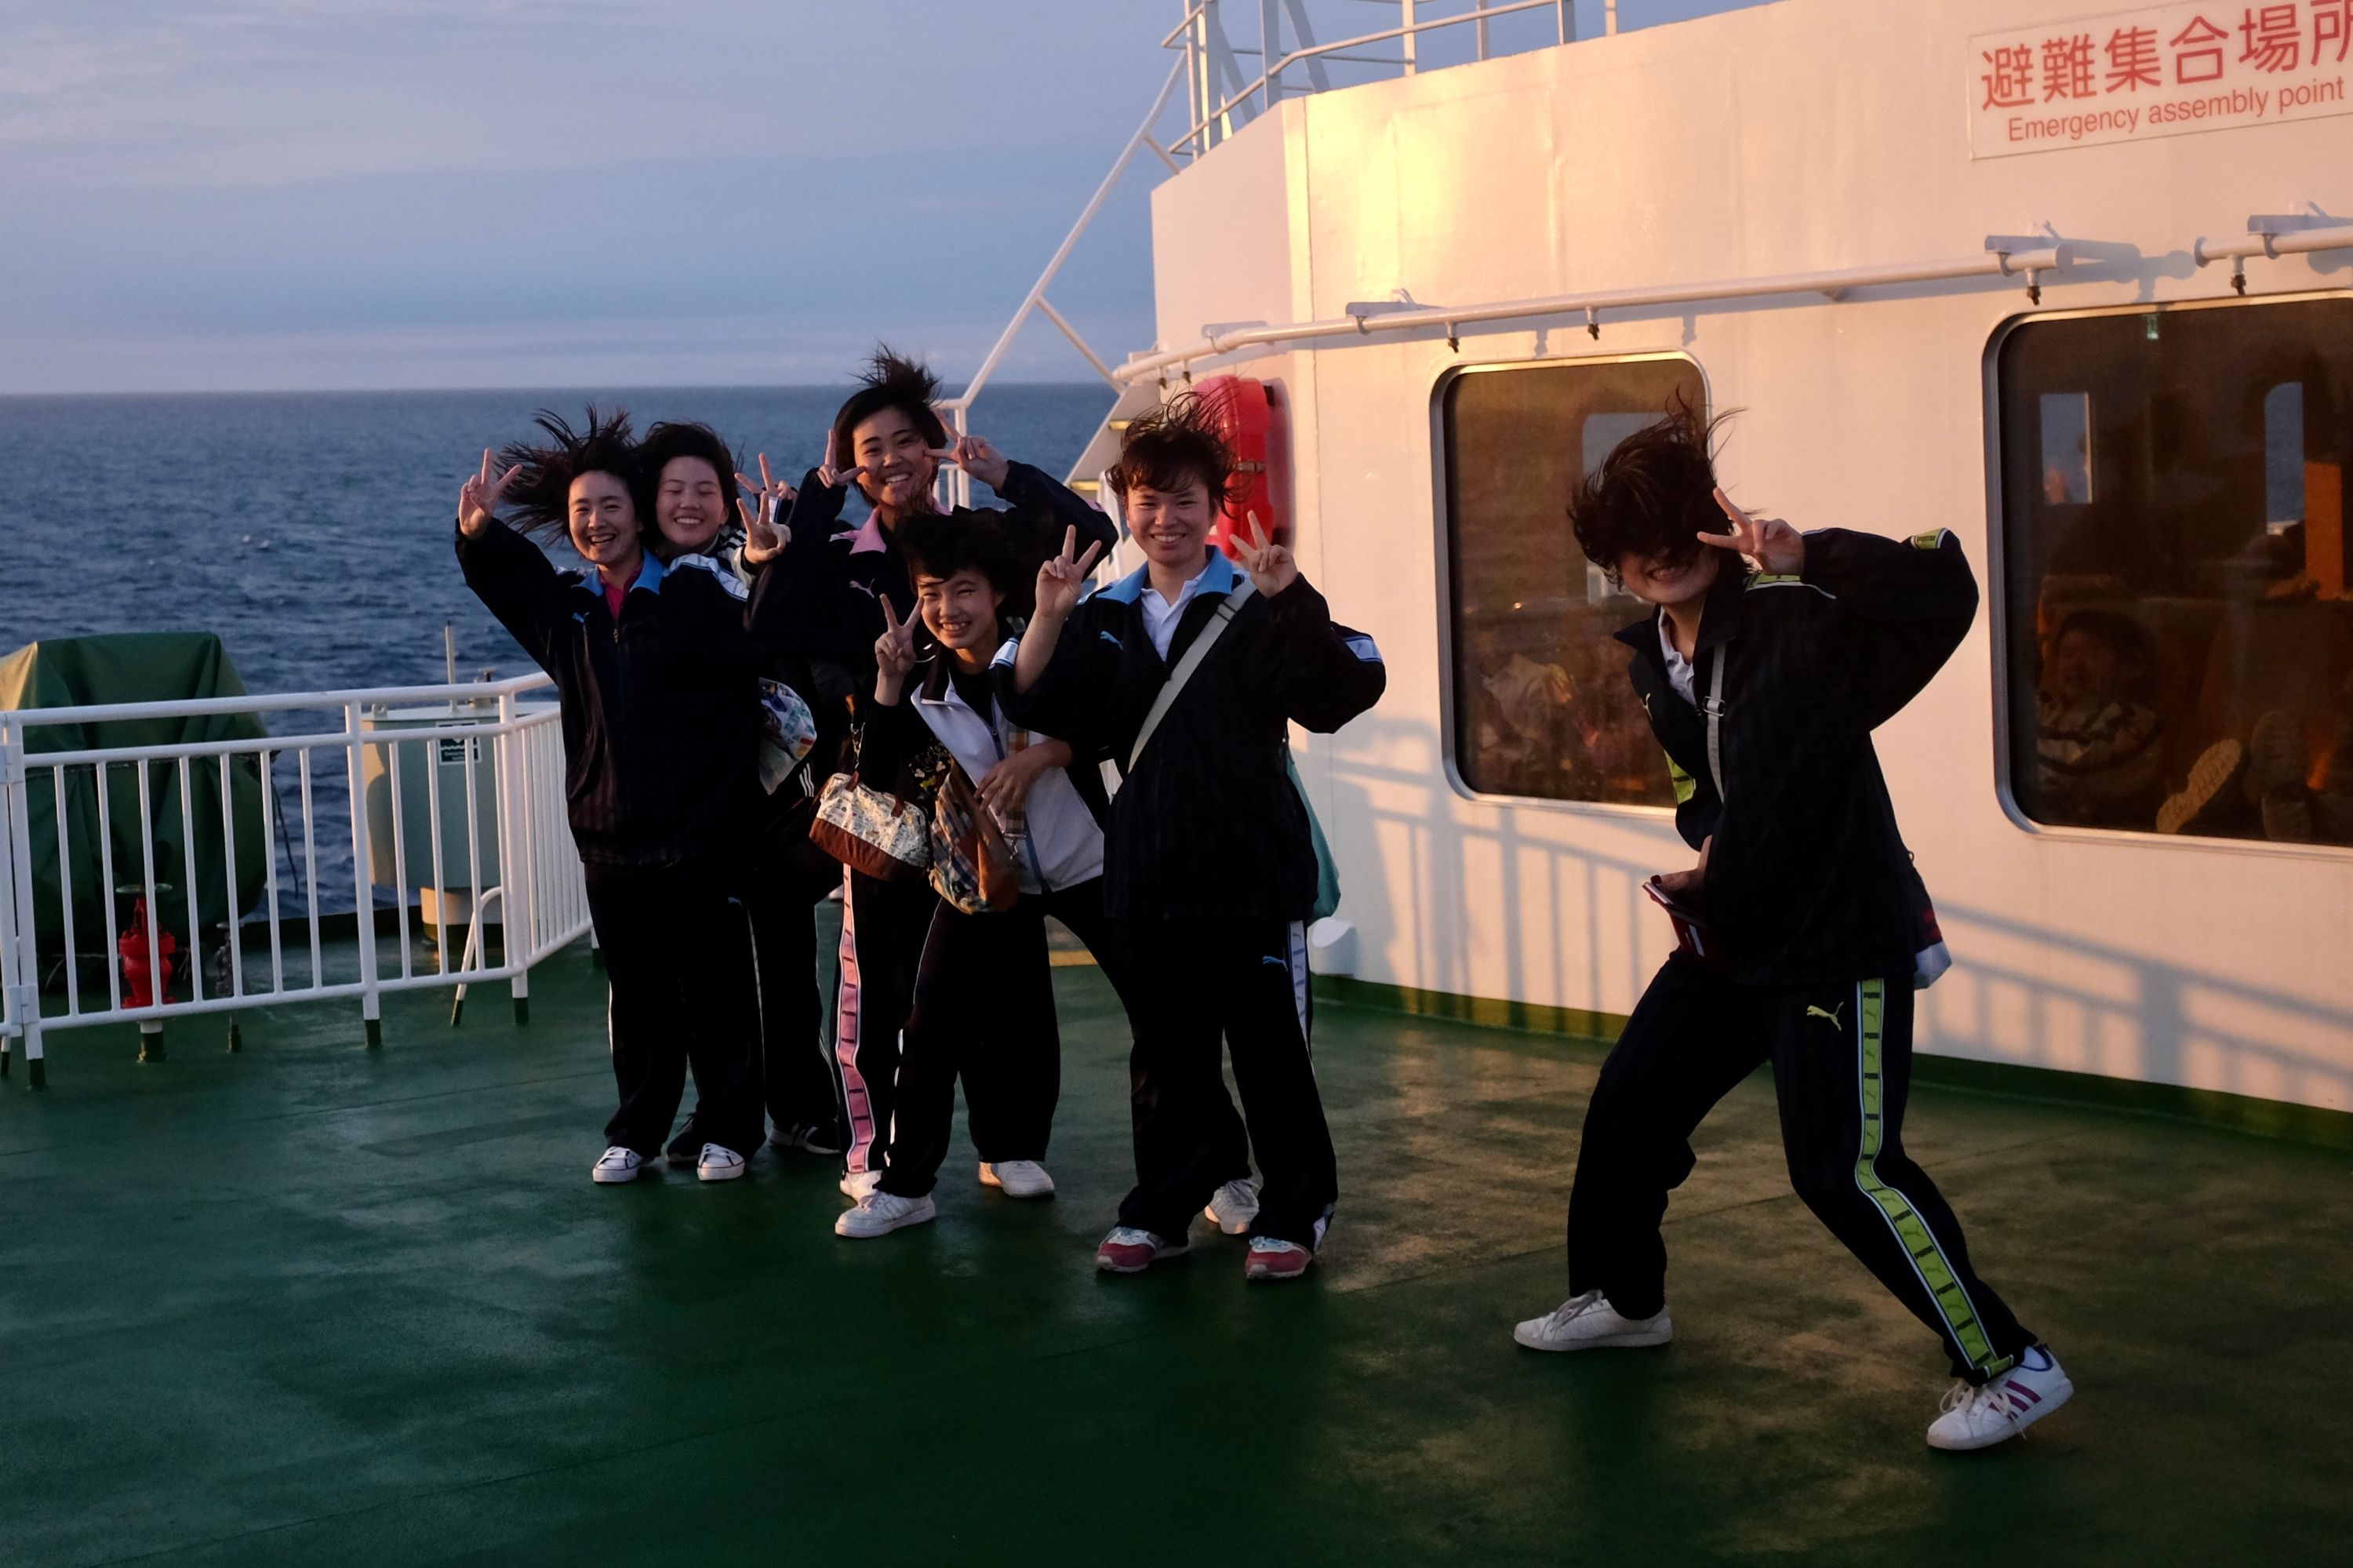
[1092,550,1239,606]
[572,549,667,597]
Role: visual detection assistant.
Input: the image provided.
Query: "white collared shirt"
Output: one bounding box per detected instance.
[1659,617,1697,707]
[1142,556,1222,659]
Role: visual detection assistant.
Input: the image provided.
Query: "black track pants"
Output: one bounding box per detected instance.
[1566,955,2038,1382]
[585,857,762,1160]
[879,879,1107,1199]
[744,835,849,1137]
[1113,917,1332,1250]
[833,866,938,1177]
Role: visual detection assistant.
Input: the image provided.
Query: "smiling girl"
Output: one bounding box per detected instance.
[775,349,1117,1199]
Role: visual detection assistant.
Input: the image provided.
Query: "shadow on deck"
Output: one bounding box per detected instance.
[1,939,2347,1566]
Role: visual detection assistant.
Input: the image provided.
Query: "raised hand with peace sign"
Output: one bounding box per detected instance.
[1012,525,1105,697]
[926,432,1011,492]
[458,446,522,538]
[814,430,867,495]
[1700,487,1805,577]
[1032,524,1107,624]
[1229,510,1297,598]
[871,595,921,706]
[728,452,793,566]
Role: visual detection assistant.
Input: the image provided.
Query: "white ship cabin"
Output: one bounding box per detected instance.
[1058,0,2353,1127]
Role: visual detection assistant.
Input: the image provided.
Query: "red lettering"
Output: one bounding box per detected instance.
[2173,15,2231,82]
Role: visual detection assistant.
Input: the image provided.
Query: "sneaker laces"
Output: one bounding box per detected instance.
[1542,1290,1609,1331]
[1940,1378,2020,1428]
[1103,1227,1158,1248]
[1249,1237,1304,1255]
[700,1144,739,1164]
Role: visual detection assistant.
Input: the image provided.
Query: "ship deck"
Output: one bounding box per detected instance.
[2,933,2348,1567]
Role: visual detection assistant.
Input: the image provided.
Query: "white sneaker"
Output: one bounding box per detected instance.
[696,1144,747,1183]
[840,1168,884,1201]
[591,1146,643,1184]
[1512,1290,1673,1351]
[979,1160,1056,1198]
[835,1190,938,1239]
[1205,1178,1260,1235]
[1926,1348,2074,1451]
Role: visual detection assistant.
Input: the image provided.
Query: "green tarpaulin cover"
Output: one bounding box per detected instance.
[0,633,269,954]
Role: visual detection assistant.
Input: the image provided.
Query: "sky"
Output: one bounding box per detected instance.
[0,1,1754,395]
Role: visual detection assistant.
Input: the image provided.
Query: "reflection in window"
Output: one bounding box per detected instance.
[2041,393,2093,504]
[1442,358,1700,803]
[2266,382,2305,525]
[1997,298,2353,846]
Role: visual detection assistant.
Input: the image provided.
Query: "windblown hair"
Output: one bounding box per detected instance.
[1105,392,1242,508]
[497,406,645,546]
[898,511,1016,594]
[1567,396,1737,584]
[829,346,948,470]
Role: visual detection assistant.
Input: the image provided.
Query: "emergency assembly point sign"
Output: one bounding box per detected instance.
[1971,1,2352,155]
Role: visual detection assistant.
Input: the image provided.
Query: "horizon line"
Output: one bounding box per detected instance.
[0,377,1118,401]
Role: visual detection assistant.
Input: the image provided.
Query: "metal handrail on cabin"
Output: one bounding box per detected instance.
[0,675,591,1086]
[936,2,1614,508]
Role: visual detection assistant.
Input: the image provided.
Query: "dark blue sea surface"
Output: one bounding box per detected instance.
[0,385,1112,915]
[0,384,1112,694]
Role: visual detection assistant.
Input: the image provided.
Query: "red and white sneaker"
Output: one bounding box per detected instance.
[1926,1347,2075,1451]
[1243,1238,1313,1281]
[1094,1227,1187,1273]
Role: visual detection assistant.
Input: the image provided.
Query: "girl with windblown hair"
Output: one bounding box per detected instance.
[776,348,1117,1204]
[455,407,795,1186]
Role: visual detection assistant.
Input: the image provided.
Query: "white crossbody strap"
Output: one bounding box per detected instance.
[1701,644,1729,801]
[1127,580,1257,773]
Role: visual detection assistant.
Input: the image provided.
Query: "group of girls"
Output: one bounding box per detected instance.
[454,350,1387,1278]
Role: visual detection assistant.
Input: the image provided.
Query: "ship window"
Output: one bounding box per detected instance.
[1996,297,2353,846]
[1442,357,1702,805]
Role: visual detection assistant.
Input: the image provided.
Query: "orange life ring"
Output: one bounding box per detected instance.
[1195,374,1290,559]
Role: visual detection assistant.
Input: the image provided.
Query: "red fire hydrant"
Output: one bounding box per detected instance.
[119,897,177,1060]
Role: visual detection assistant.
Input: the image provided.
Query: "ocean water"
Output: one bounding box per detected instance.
[0,384,1114,695]
[0,385,1113,915]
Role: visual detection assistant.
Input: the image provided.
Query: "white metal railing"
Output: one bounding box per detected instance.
[0,675,590,1086]
[938,1,1655,505]
[1169,0,1595,158]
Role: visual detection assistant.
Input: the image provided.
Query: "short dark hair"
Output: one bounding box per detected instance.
[1106,392,1242,508]
[1567,396,1736,584]
[500,406,643,546]
[640,420,736,497]
[898,512,1016,593]
[830,347,947,470]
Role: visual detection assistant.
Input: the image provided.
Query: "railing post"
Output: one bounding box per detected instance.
[1260,0,1282,108]
[1401,0,1417,74]
[1606,1,1618,37]
[344,700,382,1049]
[1558,0,1573,45]
[496,686,533,1025]
[0,721,45,1086]
[1476,0,1492,60]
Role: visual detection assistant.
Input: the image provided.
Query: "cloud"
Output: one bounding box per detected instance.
[0,1,1168,389]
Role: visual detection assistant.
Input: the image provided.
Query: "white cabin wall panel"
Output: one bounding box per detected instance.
[1147,105,1303,364]
[1149,0,2353,1110]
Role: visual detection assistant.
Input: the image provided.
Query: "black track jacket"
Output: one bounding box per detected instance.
[1618,528,1977,987]
[457,519,790,865]
[774,462,1116,697]
[998,551,1385,921]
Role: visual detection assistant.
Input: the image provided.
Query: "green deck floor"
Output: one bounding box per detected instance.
[3,940,2350,1566]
